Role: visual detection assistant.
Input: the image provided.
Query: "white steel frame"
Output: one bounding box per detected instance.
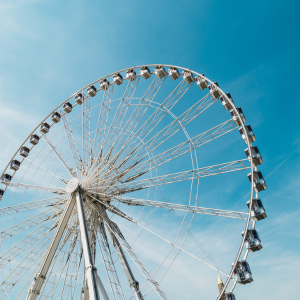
[0,64,261,300]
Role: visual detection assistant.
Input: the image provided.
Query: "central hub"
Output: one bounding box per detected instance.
[66,178,79,193]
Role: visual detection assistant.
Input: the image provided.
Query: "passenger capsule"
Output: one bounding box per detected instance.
[220,93,234,110]
[233,260,253,284]
[40,122,50,134]
[1,174,12,183]
[100,79,110,91]
[51,112,61,123]
[242,229,263,252]
[208,82,222,99]
[113,73,123,85]
[10,160,21,171]
[87,85,97,96]
[168,67,180,80]
[245,146,263,166]
[248,171,267,192]
[126,69,137,82]
[63,102,72,113]
[20,146,30,157]
[0,189,4,200]
[140,67,151,79]
[182,70,194,84]
[230,107,246,126]
[30,134,40,145]
[154,66,167,79]
[75,93,83,105]
[239,125,256,144]
[195,75,208,90]
[225,292,236,300]
[247,198,267,221]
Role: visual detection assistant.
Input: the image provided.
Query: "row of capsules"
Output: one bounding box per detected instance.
[209,83,267,299]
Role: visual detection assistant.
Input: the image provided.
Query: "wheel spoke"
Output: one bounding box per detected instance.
[0,216,57,270]
[0,206,61,242]
[61,111,85,176]
[94,78,193,180]
[0,227,54,299]
[101,78,140,158]
[92,84,114,161]
[91,159,250,191]
[1,181,67,195]
[112,74,167,156]
[82,93,92,170]
[114,197,249,220]
[102,203,230,278]
[41,134,77,178]
[100,119,238,185]
[0,196,63,216]
[127,93,216,167]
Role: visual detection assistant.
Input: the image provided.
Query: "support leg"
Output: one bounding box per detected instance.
[76,191,101,300]
[25,194,76,300]
[93,202,143,300]
[96,274,110,300]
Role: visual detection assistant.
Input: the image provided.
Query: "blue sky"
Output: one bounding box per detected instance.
[0,0,299,299]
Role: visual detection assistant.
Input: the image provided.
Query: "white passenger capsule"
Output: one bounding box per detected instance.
[126,69,137,82]
[87,85,97,96]
[51,112,61,123]
[63,102,72,113]
[0,189,4,200]
[168,67,180,80]
[40,122,50,134]
[248,171,267,192]
[20,146,30,157]
[242,229,263,252]
[245,146,263,166]
[1,174,12,183]
[195,74,208,90]
[30,134,40,145]
[140,66,151,79]
[208,82,222,99]
[100,79,110,91]
[75,93,83,105]
[10,159,21,171]
[247,198,267,221]
[230,107,246,126]
[220,93,234,110]
[239,125,256,144]
[154,66,167,79]
[113,73,123,85]
[233,260,253,284]
[182,70,194,84]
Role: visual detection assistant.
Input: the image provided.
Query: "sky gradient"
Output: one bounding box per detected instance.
[0,0,299,299]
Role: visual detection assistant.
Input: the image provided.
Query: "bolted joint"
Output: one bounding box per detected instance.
[85,265,97,272]
[34,273,46,281]
[29,289,40,295]
[130,280,139,289]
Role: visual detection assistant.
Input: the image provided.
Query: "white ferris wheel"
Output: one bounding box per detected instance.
[0,65,267,300]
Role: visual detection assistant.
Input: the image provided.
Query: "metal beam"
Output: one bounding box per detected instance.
[90,201,143,300]
[25,194,76,300]
[76,191,101,300]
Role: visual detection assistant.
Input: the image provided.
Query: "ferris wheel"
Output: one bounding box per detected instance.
[0,65,267,300]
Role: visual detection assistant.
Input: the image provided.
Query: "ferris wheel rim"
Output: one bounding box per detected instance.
[0,63,257,299]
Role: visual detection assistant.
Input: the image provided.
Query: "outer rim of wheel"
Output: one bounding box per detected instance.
[0,64,255,298]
